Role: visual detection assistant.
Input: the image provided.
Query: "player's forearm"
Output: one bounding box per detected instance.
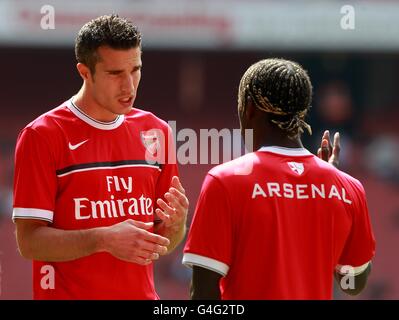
[191,283,221,300]
[167,223,186,253]
[191,266,222,300]
[334,263,372,296]
[17,224,106,262]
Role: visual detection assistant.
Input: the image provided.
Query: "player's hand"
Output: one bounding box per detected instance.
[155,176,189,236]
[317,130,341,168]
[102,219,170,265]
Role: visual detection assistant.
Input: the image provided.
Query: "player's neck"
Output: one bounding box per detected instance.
[255,130,304,150]
[73,87,119,123]
[249,108,305,151]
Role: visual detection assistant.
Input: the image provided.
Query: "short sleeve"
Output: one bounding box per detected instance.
[337,181,376,268]
[183,174,233,277]
[13,127,57,223]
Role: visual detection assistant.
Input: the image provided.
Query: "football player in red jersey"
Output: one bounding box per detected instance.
[13,15,188,299]
[183,58,375,299]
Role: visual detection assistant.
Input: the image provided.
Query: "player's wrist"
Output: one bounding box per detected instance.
[168,219,187,241]
[167,218,186,234]
[92,227,108,253]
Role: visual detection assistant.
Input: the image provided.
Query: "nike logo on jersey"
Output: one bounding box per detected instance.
[287,162,304,175]
[69,139,89,150]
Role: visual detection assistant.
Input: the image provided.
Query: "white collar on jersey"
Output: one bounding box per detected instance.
[258,146,312,156]
[66,98,125,130]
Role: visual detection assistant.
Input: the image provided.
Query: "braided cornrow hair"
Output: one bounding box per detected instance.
[238,58,313,138]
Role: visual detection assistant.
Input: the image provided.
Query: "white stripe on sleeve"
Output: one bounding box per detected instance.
[182,253,230,276]
[12,208,54,223]
[335,261,371,276]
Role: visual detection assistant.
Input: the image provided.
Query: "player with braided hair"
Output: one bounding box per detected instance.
[238,58,312,138]
[183,58,375,299]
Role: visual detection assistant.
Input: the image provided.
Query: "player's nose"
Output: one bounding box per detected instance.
[120,73,135,93]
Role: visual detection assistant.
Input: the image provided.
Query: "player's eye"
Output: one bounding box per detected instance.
[132,66,142,73]
[107,71,121,76]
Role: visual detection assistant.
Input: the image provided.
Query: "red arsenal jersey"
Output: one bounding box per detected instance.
[13,99,178,299]
[183,146,375,299]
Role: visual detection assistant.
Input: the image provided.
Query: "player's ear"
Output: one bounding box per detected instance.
[76,63,91,81]
[245,97,256,120]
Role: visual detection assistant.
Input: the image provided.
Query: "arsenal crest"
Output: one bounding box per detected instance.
[287,161,304,175]
[140,130,162,157]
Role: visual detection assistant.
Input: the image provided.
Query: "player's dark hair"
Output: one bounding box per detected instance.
[238,58,313,138]
[75,14,142,74]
